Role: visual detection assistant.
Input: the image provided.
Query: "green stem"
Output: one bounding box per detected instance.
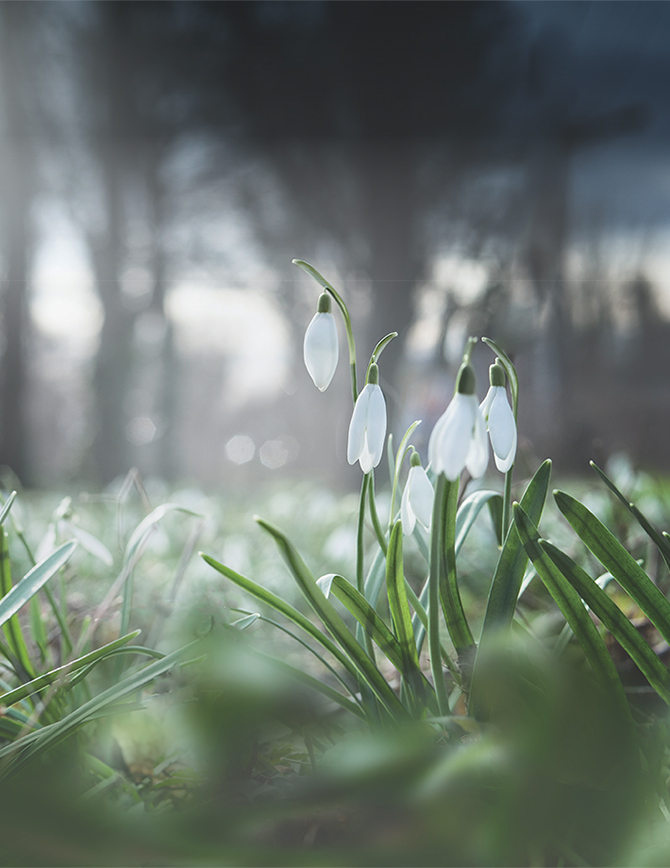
[368,473,387,557]
[502,466,514,542]
[357,474,370,595]
[429,475,450,716]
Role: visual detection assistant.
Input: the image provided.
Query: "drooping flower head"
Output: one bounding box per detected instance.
[480,360,516,473]
[401,451,434,534]
[428,362,488,481]
[347,363,387,474]
[303,292,339,391]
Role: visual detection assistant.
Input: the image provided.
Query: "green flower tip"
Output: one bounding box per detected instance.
[367,363,380,385]
[489,362,506,388]
[410,451,422,468]
[317,292,331,313]
[456,363,476,395]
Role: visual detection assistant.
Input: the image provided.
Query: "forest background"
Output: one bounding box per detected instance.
[0,0,669,492]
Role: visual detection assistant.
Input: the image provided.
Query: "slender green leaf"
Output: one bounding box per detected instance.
[229,606,362,707]
[487,495,504,547]
[323,574,404,672]
[386,521,420,673]
[513,504,633,723]
[0,492,17,528]
[0,643,195,779]
[0,541,77,630]
[541,541,670,706]
[0,631,141,709]
[256,517,408,720]
[454,490,502,554]
[0,531,35,680]
[200,553,359,683]
[555,489,670,645]
[480,459,552,635]
[590,461,670,572]
[121,503,201,637]
[439,477,474,655]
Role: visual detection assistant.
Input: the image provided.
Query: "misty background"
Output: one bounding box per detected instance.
[1,0,670,490]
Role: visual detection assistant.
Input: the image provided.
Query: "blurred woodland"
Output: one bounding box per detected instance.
[1,0,670,488]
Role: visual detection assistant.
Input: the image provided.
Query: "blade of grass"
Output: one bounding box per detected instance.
[0,541,77,630]
[200,553,360,683]
[555,489,670,645]
[0,631,142,709]
[513,503,633,725]
[479,460,552,635]
[0,643,196,780]
[256,517,408,720]
[541,541,670,706]
[0,530,35,681]
[590,461,670,572]
[386,521,420,673]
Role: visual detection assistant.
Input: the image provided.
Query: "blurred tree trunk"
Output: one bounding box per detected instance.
[88,3,134,483]
[0,4,35,484]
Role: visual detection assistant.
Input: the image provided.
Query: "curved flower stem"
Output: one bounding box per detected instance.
[292,259,358,402]
[440,478,476,687]
[502,467,514,543]
[368,473,388,557]
[429,475,450,717]
[357,473,370,595]
[388,421,421,533]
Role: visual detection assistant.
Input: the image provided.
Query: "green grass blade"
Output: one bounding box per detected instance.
[0,631,141,709]
[480,460,552,635]
[513,503,633,723]
[0,643,195,779]
[386,521,420,673]
[0,531,35,681]
[590,461,670,572]
[555,489,670,645]
[541,541,670,706]
[0,541,77,630]
[0,492,17,528]
[440,478,474,655]
[200,553,359,682]
[325,574,405,672]
[255,517,408,720]
[120,503,202,637]
[230,607,362,707]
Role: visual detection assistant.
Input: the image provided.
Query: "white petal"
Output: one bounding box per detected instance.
[479,386,494,423]
[303,312,339,391]
[401,482,416,535]
[358,440,375,474]
[428,407,450,474]
[364,384,387,470]
[465,404,489,479]
[347,386,371,465]
[408,465,434,529]
[439,393,476,481]
[488,387,516,470]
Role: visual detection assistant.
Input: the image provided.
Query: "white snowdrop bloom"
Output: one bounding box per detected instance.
[401,458,434,534]
[428,363,488,481]
[303,292,339,391]
[347,365,387,474]
[480,376,517,473]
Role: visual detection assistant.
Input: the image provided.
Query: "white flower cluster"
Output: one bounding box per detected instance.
[303,296,516,526]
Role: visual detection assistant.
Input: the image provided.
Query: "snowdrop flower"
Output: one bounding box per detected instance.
[303,292,339,391]
[347,364,387,474]
[401,452,434,534]
[428,363,488,481]
[480,362,516,473]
